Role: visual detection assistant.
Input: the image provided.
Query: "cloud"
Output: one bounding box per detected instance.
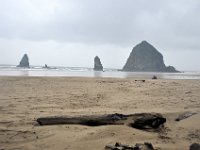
[0,0,200,70]
[0,0,199,46]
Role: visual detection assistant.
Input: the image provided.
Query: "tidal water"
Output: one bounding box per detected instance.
[0,65,200,79]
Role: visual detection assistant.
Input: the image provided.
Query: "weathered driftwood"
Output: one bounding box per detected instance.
[175,112,197,121]
[37,113,166,130]
[37,113,126,126]
[130,113,166,129]
[105,142,155,150]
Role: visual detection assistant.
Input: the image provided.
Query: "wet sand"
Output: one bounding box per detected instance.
[0,77,200,150]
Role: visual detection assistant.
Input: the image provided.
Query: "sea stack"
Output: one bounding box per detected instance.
[122,41,178,72]
[17,54,30,68]
[94,56,103,71]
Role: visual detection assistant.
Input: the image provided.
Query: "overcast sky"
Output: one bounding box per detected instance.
[0,0,200,71]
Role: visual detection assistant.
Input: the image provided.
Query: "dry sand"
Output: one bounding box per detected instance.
[0,77,200,150]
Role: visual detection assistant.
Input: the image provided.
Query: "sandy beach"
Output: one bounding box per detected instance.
[0,77,200,150]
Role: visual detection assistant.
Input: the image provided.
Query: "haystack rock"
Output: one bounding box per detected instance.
[122,41,178,72]
[17,54,30,68]
[94,56,103,71]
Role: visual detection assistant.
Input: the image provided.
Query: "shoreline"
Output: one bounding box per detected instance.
[0,66,200,79]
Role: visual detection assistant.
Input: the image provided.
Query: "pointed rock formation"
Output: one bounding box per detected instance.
[122,41,178,72]
[17,54,30,68]
[94,56,103,71]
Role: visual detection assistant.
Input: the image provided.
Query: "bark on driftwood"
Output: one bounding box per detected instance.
[36,113,166,130]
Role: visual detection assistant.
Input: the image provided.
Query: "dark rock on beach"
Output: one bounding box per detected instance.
[152,75,157,79]
[122,41,179,72]
[94,56,103,71]
[190,143,200,150]
[105,142,155,150]
[17,54,30,68]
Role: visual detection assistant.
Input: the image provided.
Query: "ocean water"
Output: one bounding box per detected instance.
[0,64,200,79]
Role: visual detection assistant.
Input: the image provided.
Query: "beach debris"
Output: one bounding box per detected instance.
[36,113,166,130]
[175,112,197,121]
[105,142,155,150]
[135,80,145,82]
[190,143,200,150]
[152,75,157,79]
[130,113,166,129]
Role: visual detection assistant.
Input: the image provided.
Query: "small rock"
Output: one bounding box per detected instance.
[105,142,154,150]
[152,76,157,79]
[115,142,121,147]
[135,80,145,82]
[190,143,200,150]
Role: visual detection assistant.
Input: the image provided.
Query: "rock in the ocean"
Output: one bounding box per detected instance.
[190,143,200,150]
[94,56,103,71]
[17,54,30,68]
[122,41,178,72]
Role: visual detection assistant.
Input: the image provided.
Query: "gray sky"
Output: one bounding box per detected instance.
[0,0,200,71]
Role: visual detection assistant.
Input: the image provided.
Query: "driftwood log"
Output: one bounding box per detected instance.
[37,113,166,130]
